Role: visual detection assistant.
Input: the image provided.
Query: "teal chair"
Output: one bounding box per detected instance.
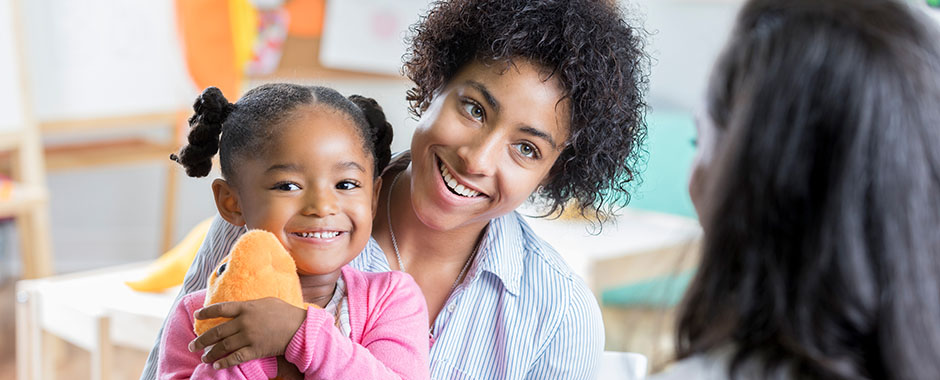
[602,271,694,308]
[604,108,699,309]
[626,109,698,219]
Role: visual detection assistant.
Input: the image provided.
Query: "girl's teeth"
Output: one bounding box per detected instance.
[297,231,339,239]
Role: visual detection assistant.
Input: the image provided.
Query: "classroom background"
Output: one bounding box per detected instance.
[1,0,937,379]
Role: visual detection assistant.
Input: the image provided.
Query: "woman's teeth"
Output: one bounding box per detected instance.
[295,231,340,239]
[440,163,481,197]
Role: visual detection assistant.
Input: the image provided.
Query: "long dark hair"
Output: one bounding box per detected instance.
[677,0,940,379]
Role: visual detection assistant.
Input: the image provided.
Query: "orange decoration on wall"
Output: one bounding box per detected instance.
[284,0,325,37]
[175,0,242,97]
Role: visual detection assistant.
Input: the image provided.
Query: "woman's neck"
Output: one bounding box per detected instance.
[379,168,486,270]
[376,166,489,322]
[297,271,341,308]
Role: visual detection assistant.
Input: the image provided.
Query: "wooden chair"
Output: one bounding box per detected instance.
[0,0,52,280]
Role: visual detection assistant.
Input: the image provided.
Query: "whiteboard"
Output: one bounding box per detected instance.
[19,0,194,122]
[319,0,432,75]
[0,0,25,131]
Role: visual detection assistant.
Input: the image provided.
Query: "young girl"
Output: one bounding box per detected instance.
[157,84,430,379]
[655,0,940,379]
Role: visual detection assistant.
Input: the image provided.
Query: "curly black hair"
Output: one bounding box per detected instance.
[403,0,649,226]
[171,84,393,180]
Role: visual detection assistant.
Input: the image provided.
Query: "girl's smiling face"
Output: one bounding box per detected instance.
[214,105,379,276]
[407,59,571,232]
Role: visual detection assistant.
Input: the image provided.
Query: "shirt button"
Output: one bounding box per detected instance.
[447,303,456,312]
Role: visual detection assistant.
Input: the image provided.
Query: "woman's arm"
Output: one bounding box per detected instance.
[525,279,605,380]
[157,293,277,380]
[285,272,430,380]
[178,215,245,295]
[140,214,246,380]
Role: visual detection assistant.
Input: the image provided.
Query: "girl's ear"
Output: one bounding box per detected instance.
[212,178,246,227]
[371,176,383,219]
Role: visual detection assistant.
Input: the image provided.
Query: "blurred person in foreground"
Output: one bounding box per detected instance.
[654,0,940,379]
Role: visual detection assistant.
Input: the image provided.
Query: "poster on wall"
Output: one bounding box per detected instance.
[319,0,432,75]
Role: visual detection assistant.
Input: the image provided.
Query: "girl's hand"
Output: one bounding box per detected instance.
[188,297,307,369]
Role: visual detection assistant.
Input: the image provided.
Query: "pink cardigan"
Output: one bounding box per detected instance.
[157,266,430,380]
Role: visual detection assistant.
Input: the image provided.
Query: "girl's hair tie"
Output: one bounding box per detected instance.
[190,87,234,127]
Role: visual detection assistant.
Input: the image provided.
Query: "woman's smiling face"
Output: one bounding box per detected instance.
[408,59,571,231]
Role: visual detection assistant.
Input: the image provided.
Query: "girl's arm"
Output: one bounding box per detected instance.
[193,272,430,380]
[140,214,245,380]
[157,293,277,380]
[285,272,430,380]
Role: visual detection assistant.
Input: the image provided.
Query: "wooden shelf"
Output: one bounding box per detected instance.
[44,139,177,171]
[0,181,48,216]
[2,0,53,280]
[0,130,26,151]
[39,111,184,135]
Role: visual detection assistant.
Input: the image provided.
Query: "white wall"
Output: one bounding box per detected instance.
[0,0,25,131]
[20,0,192,121]
[628,0,742,112]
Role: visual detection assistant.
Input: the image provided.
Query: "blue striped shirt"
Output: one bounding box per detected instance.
[141,211,604,379]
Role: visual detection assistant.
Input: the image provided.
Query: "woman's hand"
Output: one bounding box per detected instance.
[188,297,307,369]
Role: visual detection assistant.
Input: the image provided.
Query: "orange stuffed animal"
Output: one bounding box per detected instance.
[195,229,316,336]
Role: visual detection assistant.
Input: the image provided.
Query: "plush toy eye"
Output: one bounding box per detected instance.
[217,262,227,276]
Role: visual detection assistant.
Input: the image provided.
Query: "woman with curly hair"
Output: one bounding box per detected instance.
[142,0,647,378]
[655,0,940,379]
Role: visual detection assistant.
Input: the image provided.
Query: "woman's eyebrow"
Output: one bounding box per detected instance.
[466,80,500,113]
[519,126,558,150]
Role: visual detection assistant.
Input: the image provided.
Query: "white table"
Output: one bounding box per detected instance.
[16,262,178,380]
[523,208,701,290]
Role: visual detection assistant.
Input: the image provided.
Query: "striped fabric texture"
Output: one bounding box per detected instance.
[140,212,604,380]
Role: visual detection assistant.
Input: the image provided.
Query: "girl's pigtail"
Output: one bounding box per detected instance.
[349,95,394,175]
[170,87,235,177]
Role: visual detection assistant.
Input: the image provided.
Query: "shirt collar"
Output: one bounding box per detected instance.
[351,237,392,272]
[323,275,346,314]
[475,212,526,296]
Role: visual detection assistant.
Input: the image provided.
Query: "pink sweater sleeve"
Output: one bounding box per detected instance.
[156,291,278,380]
[284,271,430,380]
